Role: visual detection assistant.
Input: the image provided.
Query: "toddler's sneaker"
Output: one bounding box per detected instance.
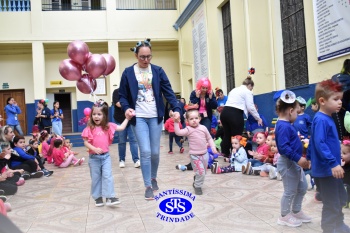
[168,151,174,154]
[21,172,30,180]
[192,183,203,195]
[134,160,140,168]
[106,197,121,206]
[73,159,81,166]
[175,164,187,171]
[0,195,7,202]
[16,179,25,186]
[211,162,220,174]
[30,171,44,178]
[253,169,260,176]
[151,179,159,191]
[95,197,104,207]
[119,160,125,168]
[277,213,302,227]
[145,187,155,200]
[180,147,184,153]
[0,190,4,195]
[291,211,312,223]
[43,169,53,177]
[241,165,246,174]
[305,174,313,190]
[245,162,252,175]
[79,157,85,165]
[269,167,277,179]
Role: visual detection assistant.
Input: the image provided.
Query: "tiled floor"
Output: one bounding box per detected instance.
[5,133,350,232]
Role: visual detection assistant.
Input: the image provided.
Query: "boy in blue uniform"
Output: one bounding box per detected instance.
[294,96,312,139]
[308,79,349,233]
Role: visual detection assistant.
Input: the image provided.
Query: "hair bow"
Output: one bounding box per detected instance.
[343,140,350,146]
[94,99,105,107]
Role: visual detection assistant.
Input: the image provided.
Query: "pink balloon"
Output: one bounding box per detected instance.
[102,54,116,76]
[59,59,82,81]
[83,108,91,116]
[67,40,90,65]
[76,74,97,94]
[85,54,107,79]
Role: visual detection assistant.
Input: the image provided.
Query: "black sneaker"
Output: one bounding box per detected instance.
[0,195,7,202]
[211,162,219,174]
[95,197,104,207]
[0,189,4,195]
[145,187,154,200]
[253,169,260,176]
[151,179,159,191]
[30,171,44,178]
[22,172,31,180]
[43,169,54,177]
[106,197,121,206]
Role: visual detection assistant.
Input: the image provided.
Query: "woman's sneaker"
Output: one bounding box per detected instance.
[151,179,159,191]
[106,197,120,206]
[277,213,302,227]
[291,211,312,223]
[145,187,154,200]
[79,157,85,165]
[95,197,104,207]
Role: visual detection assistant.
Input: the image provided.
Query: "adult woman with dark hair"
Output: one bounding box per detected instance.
[51,101,64,136]
[36,99,52,134]
[332,59,350,140]
[220,76,262,157]
[189,78,217,133]
[4,97,23,136]
[119,38,181,200]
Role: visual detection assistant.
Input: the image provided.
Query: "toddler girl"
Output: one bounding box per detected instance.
[82,99,130,207]
[211,135,248,174]
[39,130,51,164]
[244,132,269,173]
[275,90,311,227]
[62,138,79,156]
[52,138,83,168]
[174,109,217,195]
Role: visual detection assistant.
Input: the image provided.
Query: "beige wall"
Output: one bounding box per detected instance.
[176,0,349,98]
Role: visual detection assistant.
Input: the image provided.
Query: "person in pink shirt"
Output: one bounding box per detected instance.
[164,111,183,154]
[52,138,83,168]
[243,132,270,174]
[82,99,130,207]
[39,130,51,164]
[174,109,217,195]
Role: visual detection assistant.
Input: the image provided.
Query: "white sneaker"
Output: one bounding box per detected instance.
[119,161,125,168]
[134,160,140,168]
[269,167,277,179]
[277,213,302,227]
[305,174,312,190]
[277,172,282,181]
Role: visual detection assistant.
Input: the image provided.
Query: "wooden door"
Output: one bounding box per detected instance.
[0,90,27,135]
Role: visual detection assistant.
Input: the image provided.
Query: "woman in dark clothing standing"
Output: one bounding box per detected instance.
[36,99,52,134]
[220,76,262,157]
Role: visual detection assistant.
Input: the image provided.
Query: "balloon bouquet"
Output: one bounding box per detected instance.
[59,40,116,125]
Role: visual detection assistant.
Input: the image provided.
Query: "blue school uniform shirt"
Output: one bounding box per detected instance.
[308,111,341,177]
[275,120,302,163]
[293,113,311,138]
[217,96,227,107]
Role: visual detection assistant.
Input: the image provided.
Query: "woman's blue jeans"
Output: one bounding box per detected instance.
[132,117,162,187]
[116,123,139,163]
[9,124,23,136]
[52,121,62,136]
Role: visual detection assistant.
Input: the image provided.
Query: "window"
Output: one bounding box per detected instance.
[280,0,309,88]
[222,1,235,92]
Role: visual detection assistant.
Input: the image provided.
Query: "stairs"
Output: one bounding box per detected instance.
[63,132,119,147]
[62,108,72,134]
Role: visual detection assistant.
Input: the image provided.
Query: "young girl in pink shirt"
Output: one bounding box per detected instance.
[39,130,51,164]
[52,138,83,167]
[244,132,269,173]
[81,100,130,207]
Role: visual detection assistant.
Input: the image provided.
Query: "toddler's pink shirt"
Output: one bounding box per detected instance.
[81,123,118,154]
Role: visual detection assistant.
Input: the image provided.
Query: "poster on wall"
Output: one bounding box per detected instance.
[313,0,350,62]
[192,4,209,83]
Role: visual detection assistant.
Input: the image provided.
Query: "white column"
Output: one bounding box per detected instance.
[32,41,46,100]
[107,40,120,95]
